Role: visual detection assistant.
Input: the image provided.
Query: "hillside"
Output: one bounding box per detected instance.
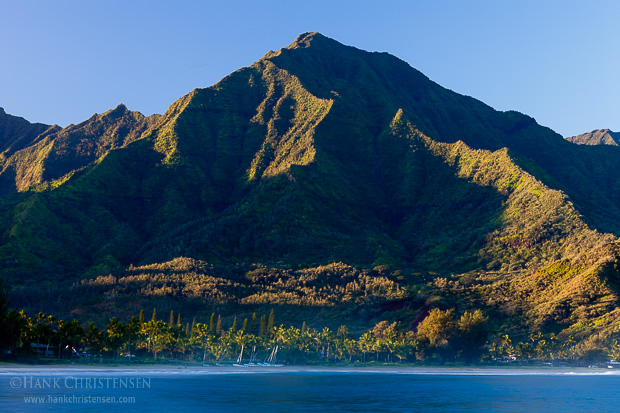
[2,33,620,341]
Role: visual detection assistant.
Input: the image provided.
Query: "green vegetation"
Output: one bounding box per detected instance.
[3,304,620,366]
[1,32,620,349]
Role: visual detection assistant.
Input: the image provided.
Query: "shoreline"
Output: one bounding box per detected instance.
[1,363,618,376]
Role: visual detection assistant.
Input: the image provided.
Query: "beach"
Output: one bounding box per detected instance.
[1,363,617,376]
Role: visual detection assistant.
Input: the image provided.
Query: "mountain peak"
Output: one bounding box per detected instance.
[287,32,324,49]
[108,103,129,116]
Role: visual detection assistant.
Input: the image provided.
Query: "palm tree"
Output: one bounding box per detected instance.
[142,320,166,360]
[125,317,141,361]
[84,323,105,361]
[106,318,126,362]
[358,331,374,362]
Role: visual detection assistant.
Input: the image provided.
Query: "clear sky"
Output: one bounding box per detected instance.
[1,0,618,138]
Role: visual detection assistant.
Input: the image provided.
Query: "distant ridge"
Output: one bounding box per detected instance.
[0,107,58,160]
[0,104,160,193]
[567,129,620,146]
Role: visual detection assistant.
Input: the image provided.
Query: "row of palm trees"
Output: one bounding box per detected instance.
[3,306,443,363]
[4,307,613,364]
[6,308,418,364]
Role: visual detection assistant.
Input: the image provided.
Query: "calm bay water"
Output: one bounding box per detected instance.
[1,368,619,412]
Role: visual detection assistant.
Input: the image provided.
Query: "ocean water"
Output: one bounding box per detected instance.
[1,368,619,412]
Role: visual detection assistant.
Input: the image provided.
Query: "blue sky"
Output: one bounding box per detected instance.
[1,1,618,137]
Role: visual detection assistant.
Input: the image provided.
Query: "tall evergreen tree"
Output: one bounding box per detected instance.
[268,309,275,333]
[169,310,174,326]
[210,313,216,334]
[242,318,248,333]
[251,313,257,335]
[302,321,307,334]
[151,308,157,322]
[216,315,222,336]
[139,309,145,324]
[177,313,182,327]
[185,322,190,336]
[260,315,267,336]
[191,317,196,336]
[231,317,237,333]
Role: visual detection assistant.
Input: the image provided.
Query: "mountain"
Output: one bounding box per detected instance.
[567,129,620,146]
[0,108,59,164]
[2,33,620,339]
[0,104,160,194]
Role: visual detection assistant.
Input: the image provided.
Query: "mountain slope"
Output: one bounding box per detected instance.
[266,33,620,237]
[2,33,620,339]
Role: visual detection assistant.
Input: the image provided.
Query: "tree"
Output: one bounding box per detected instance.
[169,310,175,327]
[268,310,275,335]
[416,309,456,363]
[372,321,400,362]
[143,320,166,360]
[301,321,307,334]
[260,315,267,336]
[106,317,126,361]
[27,313,56,357]
[125,317,141,360]
[60,320,85,359]
[193,323,213,364]
[231,317,237,333]
[251,313,257,335]
[455,310,488,364]
[358,331,375,362]
[210,313,216,334]
[84,323,105,360]
[151,308,157,322]
[337,325,350,341]
[2,310,29,355]
[177,313,182,327]
[216,315,222,336]
[139,310,145,324]
[242,318,248,333]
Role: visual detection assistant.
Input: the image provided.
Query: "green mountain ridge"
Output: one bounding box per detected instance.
[2,32,620,340]
[0,108,59,169]
[0,104,161,194]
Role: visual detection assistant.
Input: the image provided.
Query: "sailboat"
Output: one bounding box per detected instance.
[244,346,259,366]
[260,345,283,367]
[233,344,247,367]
